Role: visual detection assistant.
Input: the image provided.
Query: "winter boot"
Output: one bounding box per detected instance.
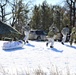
[46,43,48,46]
[50,46,53,48]
[23,40,25,43]
[61,42,64,45]
[26,41,29,43]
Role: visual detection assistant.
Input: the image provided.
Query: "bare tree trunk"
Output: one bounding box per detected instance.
[73,1,75,26]
[0,0,7,21]
[66,0,76,27]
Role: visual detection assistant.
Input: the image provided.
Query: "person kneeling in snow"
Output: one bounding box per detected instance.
[46,26,59,48]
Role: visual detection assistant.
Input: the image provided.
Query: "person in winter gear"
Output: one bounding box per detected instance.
[23,23,30,43]
[46,26,59,48]
[61,25,70,45]
[69,26,76,45]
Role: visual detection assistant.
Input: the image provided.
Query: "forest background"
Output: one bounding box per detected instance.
[0,0,76,35]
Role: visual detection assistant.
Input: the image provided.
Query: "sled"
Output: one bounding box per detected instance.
[2,40,24,50]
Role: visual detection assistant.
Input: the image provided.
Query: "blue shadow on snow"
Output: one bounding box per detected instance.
[25,43,35,47]
[3,47,25,52]
[65,44,76,49]
[48,48,63,53]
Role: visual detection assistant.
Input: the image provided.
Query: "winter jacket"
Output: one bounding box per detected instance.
[24,25,30,31]
[48,27,58,37]
[70,27,76,39]
[61,27,69,35]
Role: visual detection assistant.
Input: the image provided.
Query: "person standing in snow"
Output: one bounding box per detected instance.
[46,25,59,48]
[61,25,70,45]
[23,23,31,43]
[69,26,76,45]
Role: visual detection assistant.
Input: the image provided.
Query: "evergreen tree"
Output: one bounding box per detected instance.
[41,0,52,32]
[31,5,41,30]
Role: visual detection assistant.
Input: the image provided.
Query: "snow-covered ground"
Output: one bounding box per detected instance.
[0,40,76,75]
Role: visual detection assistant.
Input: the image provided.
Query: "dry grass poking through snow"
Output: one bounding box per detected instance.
[0,65,76,75]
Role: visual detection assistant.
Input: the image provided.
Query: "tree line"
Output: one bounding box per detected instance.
[0,0,76,34]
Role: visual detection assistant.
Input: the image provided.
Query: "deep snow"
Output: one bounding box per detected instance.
[0,40,76,75]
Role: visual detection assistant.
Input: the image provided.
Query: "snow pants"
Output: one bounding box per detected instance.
[47,36,55,47]
[62,33,67,43]
[24,31,30,42]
